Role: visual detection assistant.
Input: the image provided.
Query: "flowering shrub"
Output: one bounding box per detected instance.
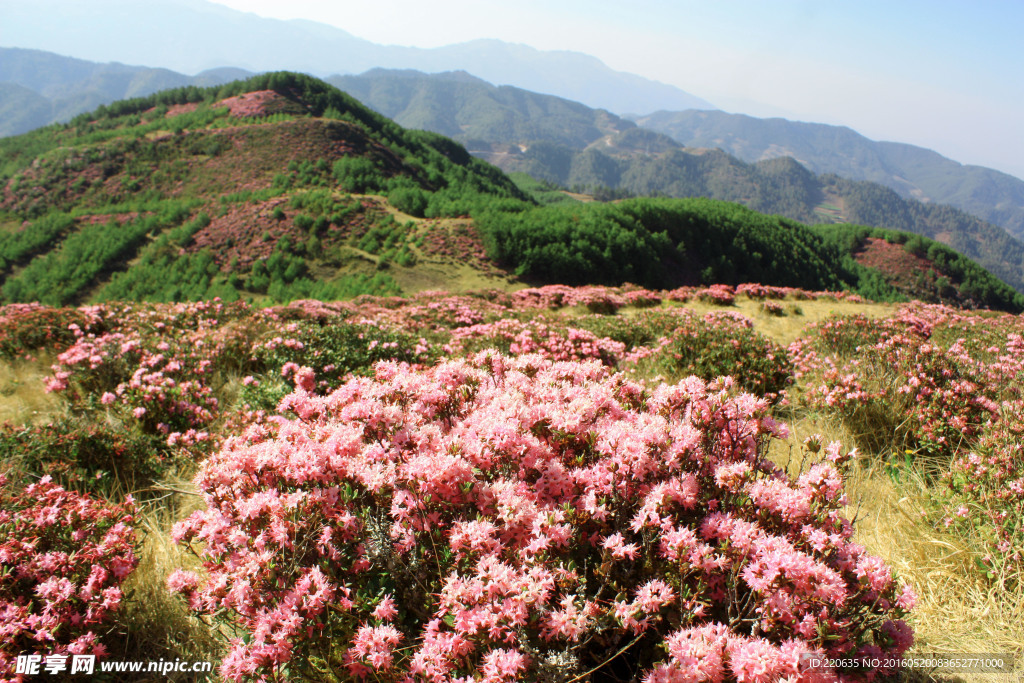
[0,304,101,359]
[246,321,434,410]
[694,285,735,306]
[445,319,626,366]
[0,421,161,493]
[512,285,625,313]
[937,402,1024,583]
[737,284,807,301]
[635,309,793,401]
[0,475,138,679]
[42,301,266,459]
[171,353,912,682]
[47,328,220,447]
[620,286,662,309]
[791,307,1004,459]
[789,304,1024,584]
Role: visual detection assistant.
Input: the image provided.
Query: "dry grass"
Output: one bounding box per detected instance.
[685,296,896,347]
[851,460,1024,680]
[391,256,522,295]
[110,469,226,681]
[769,413,1023,681]
[0,355,64,425]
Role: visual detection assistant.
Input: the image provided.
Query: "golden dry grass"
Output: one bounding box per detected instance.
[110,470,226,681]
[769,412,1023,682]
[0,354,64,425]
[686,296,896,347]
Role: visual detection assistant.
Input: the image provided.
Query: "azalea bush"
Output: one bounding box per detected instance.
[43,300,264,457]
[0,303,101,359]
[252,321,432,387]
[445,318,626,366]
[46,327,221,451]
[790,307,1002,459]
[628,309,793,401]
[791,305,1024,583]
[171,353,912,682]
[938,402,1024,583]
[243,319,435,412]
[694,284,735,306]
[0,475,138,678]
[932,326,1024,583]
[0,420,161,493]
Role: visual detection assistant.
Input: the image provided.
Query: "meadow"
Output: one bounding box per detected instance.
[0,283,1021,682]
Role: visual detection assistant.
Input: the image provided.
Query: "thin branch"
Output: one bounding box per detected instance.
[138,485,203,497]
[564,632,644,683]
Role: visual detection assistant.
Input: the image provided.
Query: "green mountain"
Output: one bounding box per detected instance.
[0,72,526,304]
[1,73,1019,313]
[633,109,1024,240]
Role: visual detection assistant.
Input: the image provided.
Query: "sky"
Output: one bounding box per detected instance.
[205,0,1024,181]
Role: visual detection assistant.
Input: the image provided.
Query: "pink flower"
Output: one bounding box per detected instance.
[372,596,398,621]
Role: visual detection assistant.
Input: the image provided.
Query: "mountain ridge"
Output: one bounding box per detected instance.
[0,0,715,115]
[324,69,1024,292]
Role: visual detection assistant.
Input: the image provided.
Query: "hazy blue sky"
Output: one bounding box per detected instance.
[209,0,1024,180]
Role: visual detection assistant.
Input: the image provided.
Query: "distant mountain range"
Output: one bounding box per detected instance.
[0,0,715,116]
[633,110,1024,240]
[327,70,1024,281]
[0,48,250,137]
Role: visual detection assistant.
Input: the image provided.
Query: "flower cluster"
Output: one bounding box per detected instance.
[171,353,911,682]
[0,475,138,680]
[445,318,626,366]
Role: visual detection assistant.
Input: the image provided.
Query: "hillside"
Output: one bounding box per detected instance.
[0,72,528,305]
[330,71,1024,294]
[633,109,1024,240]
[1,73,1020,314]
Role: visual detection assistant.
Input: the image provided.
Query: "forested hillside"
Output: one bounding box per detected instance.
[0,72,526,304]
